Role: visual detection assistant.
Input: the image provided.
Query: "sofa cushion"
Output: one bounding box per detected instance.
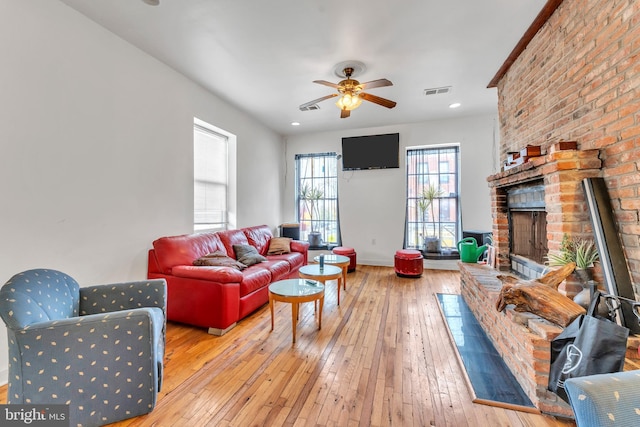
[267,237,292,255]
[243,225,273,255]
[218,229,250,258]
[233,244,267,267]
[153,233,225,274]
[193,251,246,270]
[257,259,291,281]
[171,265,244,283]
[239,267,272,297]
[267,252,304,272]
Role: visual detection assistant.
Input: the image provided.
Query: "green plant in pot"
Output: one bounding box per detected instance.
[418,184,444,253]
[547,234,599,277]
[299,183,324,247]
[547,234,600,308]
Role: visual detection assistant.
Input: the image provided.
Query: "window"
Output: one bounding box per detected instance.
[405,145,460,251]
[194,121,228,232]
[295,153,341,247]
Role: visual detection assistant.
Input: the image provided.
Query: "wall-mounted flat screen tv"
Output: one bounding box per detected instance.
[341,133,400,171]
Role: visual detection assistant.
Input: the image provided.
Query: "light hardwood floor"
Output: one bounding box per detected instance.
[0,265,575,426]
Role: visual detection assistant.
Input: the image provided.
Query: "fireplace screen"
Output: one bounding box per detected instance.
[510,210,548,264]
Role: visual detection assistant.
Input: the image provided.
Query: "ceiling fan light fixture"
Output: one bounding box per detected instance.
[336,94,362,111]
[302,61,395,118]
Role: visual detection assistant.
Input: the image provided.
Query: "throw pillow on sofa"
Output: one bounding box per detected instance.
[193,251,247,270]
[267,237,292,255]
[233,244,267,267]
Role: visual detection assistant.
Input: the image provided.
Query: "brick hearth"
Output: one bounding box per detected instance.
[460,262,640,417]
[459,262,640,417]
[459,263,571,416]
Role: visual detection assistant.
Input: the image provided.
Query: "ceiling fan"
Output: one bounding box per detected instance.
[300,65,397,118]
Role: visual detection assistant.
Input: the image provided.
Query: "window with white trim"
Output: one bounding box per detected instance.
[194,122,228,232]
[405,145,461,251]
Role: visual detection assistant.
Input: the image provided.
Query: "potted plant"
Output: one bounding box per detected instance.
[418,184,444,253]
[547,234,600,304]
[547,234,599,278]
[299,183,324,247]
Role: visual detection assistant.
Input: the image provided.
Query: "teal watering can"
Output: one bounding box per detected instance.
[457,237,488,263]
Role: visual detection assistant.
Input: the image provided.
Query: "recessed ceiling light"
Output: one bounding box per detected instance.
[449,102,461,109]
[291,122,300,126]
[142,0,160,5]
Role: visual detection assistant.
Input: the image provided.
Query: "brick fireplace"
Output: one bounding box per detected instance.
[460,143,603,416]
[488,143,602,277]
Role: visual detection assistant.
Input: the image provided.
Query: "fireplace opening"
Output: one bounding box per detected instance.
[507,183,548,279]
[510,211,548,263]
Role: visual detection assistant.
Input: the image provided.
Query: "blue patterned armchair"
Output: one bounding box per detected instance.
[0,269,166,427]
[565,370,640,426]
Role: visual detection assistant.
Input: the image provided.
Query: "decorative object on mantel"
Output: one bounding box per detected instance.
[550,140,578,152]
[496,262,586,327]
[503,145,543,171]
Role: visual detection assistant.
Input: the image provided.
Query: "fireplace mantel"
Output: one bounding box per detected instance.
[487,144,601,189]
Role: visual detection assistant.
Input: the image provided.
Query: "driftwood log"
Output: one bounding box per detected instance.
[495,262,586,327]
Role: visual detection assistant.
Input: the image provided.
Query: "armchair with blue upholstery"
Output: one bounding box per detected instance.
[0,269,166,427]
[564,370,640,426]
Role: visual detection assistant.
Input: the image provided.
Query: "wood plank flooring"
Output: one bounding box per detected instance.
[0,266,575,426]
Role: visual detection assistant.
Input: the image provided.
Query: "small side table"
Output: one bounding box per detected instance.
[269,279,324,343]
[313,254,350,290]
[299,264,343,305]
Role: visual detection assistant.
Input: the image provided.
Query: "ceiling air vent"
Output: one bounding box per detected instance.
[424,86,452,96]
[299,104,320,111]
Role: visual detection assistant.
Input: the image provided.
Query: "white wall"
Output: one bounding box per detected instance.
[284,115,497,266]
[0,0,284,383]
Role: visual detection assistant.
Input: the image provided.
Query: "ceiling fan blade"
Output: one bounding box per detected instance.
[313,80,340,89]
[360,92,397,109]
[360,78,393,89]
[299,93,338,109]
[340,109,351,119]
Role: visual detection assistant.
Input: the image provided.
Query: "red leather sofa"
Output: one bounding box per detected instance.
[147,225,309,335]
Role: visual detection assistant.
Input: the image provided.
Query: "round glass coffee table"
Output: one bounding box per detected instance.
[313,254,350,291]
[269,278,324,343]
[299,264,343,305]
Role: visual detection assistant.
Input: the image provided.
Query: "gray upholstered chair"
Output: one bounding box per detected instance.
[565,370,640,426]
[0,269,166,427]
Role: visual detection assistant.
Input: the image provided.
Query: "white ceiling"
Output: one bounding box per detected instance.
[59,0,546,136]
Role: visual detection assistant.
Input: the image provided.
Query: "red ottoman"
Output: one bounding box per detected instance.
[394,249,424,278]
[333,246,356,272]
